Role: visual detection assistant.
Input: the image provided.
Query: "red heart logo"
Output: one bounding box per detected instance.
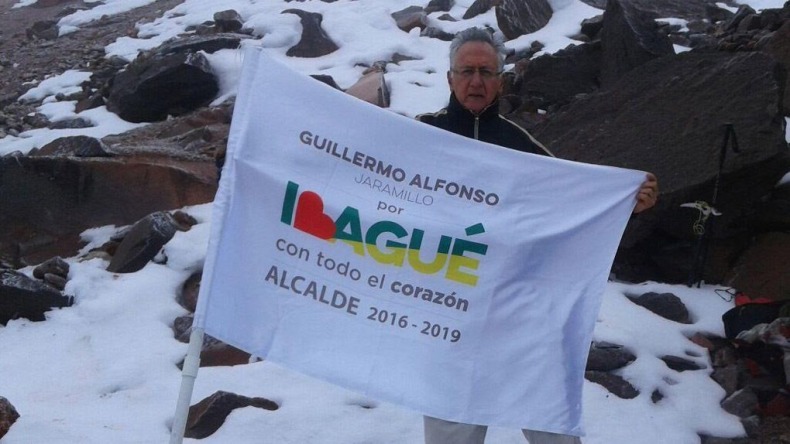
[294,191,336,240]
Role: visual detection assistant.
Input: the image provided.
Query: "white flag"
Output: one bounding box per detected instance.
[196,48,644,435]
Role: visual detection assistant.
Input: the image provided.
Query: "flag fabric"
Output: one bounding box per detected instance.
[195,48,644,435]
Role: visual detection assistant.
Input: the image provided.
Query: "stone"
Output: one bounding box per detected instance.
[627,292,691,323]
[107,51,218,123]
[282,10,338,58]
[26,20,59,40]
[496,0,553,40]
[157,34,246,57]
[173,315,252,367]
[463,0,500,20]
[511,42,601,111]
[391,6,428,33]
[661,355,706,371]
[421,26,455,41]
[32,256,69,279]
[33,135,110,157]
[213,10,244,33]
[580,15,604,40]
[107,212,179,273]
[722,388,759,418]
[49,118,94,130]
[585,370,639,399]
[345,69,390,108]
[0,269,73,325]
[599,0,674,88]
[763,20,790,115]
[426,0,454,14]
[178,271,202,313]
[586,341,636,371]
[0,397,19,440]
[532,51,789,284]
[185,391,278,439]
[725,233,790,301]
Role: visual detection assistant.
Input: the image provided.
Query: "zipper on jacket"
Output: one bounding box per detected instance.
[474,116,479,140]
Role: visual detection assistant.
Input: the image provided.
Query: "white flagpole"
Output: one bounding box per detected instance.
[169,326,205,444]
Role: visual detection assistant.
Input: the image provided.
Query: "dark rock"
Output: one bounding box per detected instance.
[725,233,790,301]
[27,20,59,40]
[463,0,500,20]
[437,13,458,22]
[722,388,759,418]
[106,212,179,273]
[178,271,202,312]
[496,0,553,40]
[106,51,218,123]
[651,389,664,403]
[49,117,94,130]
[282,10,338,58]
[310,74,342,90]
[661,355,705,372]
[627,292,691,323]
[712,364,739,396]
[533,51,789,284]
[157,34,246,57]
[0,153,216,265]
[585,370,639,399]
[42,272,67,290]
[0,397,19,440]
[421,26,455,41]
[586,341,635,371]
[171,210,198,231]
[213,10,244,33]
[32,256,69,279]
[33,136,110,157]
[763,21,790,115]
[599,0,674,88]
[185,391,278,439]
[391,6,428,33]
[426,0,454,14]
[172,315,252,367]
[0,269,73,325]
[511,42,601,111]
[725,5,757,32]
[580,15,604,40]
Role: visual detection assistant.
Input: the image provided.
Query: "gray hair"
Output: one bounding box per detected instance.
[448,27,506,71]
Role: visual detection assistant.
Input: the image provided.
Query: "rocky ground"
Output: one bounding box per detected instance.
[0,0,187,140]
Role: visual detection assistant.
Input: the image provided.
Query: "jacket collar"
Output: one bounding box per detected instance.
[446,93,499,122]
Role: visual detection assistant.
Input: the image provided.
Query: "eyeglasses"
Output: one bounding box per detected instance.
[451,67,501,80]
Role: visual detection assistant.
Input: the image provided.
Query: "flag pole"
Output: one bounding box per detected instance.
[169,326,205,444]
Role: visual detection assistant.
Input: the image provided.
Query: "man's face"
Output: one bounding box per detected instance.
[447,41,502,115]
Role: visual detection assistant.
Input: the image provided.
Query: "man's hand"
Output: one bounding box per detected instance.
[634,172,658,214]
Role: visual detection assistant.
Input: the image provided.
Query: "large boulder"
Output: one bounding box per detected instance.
[0,152,216,265]
[599,0,674,88]
[496,0,553,40]
[463,0,500,20]
[532,50,790,283]
[0,269,73,325]
[511,42,601,112]
[282,9,338,58]
[106,51,219,123]
[106,212,180,273]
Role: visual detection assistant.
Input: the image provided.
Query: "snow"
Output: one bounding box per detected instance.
[1,0,781,442]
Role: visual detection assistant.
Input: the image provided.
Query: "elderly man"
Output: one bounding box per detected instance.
[417,27,658,444]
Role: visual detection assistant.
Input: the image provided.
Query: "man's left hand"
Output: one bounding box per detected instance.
[634,172,658,214]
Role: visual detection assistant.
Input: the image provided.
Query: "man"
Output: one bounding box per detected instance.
[417,27,659,444]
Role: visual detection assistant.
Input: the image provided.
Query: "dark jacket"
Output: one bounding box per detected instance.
[417,94,553,157]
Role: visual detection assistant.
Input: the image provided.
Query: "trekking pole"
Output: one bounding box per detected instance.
[683,123,740,287]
